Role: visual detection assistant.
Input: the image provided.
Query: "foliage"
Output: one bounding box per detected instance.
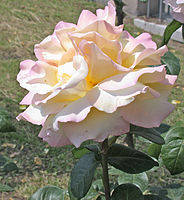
[70,152,99,199]
[162,20,182,46]
[29,185,66,200]
[161,52,181,75]
[162,126,184,175]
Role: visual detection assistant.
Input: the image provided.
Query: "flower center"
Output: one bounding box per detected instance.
[57,72,71,85]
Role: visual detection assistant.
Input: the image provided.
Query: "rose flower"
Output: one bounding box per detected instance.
[17,1,177,147]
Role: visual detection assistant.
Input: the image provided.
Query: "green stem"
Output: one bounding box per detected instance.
[101,139,111,200]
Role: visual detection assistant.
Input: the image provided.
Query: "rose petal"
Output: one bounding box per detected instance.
[20,92,35,105]
[122,45,167,69]
[77,10,97,29]
[122,32,157,53]
[55,21,77,31]
[18,61,58,94]
[53,96,91,130]
[39,115,71,147]
[55,28,75,52]
[86,84,149,113]
[70,31,122,63]
[17,60,35,82]
[136,45,168,67]
[63,108,129,147]
[16,105,46,125]
[79,40,128,86]
[96,1,116,25]
[78,20,123,40]
[99,66,166,91]
[60,55,88,90]
[34,35,65,66]
[120,93,175,128]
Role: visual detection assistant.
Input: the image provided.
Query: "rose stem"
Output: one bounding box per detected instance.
[101,139,111,200]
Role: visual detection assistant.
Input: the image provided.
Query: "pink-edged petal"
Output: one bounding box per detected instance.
[70,31,122,63]
[120,93,175,128]
[32,84,86,105]
[17,100,67,125]
[122,32,157,54]
[161,74,177,85]
[96,1,116,25]
[59,48,76,66]
[18,61,58,94]
[135,33,157,49]
[78,20,123,40]
[134,45,168,67]
[17,60,35,82]
[86,84,149,113]
[120,31,134,48]
[99,66,165,91]
[53,96,91,130]
[55,28,75,52]
[55,21,77,31]
[79,41,128,86]
[39,115,72,147]
[30,93,50,105]
[20,92,35,105]
[77,10,97,29]
[34,35,65,66]
[16,105,46,125]
[62,108,129,147]
[147,74,177,99]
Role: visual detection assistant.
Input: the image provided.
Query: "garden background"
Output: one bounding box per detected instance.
[0,0,183,199]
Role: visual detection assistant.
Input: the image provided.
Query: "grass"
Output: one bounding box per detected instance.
[0,0,184,199]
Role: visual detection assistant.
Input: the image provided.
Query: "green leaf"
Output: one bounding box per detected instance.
[130,125,165,145]
[0,154,7,166]
[161,51,180,75]
[143,195,162,200]
[117,171,148,192]
[167,185,184,200]
[154,124,170,134]
[149,186,170,200]
[85,144,101,161]
[0,183,14,192]
[29,185,65,200]
[107,144,158,174]
[71,152,99,199]
[111,184,144,200]
[182,25,184,40]
[85,144,99,154]
[148,144,162,159]
[68,180,78,200]
[162,20,182,45]
[0,107,16,132]
[3,162,18,173]
[72,147,90,159]
[161,126,184,175]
